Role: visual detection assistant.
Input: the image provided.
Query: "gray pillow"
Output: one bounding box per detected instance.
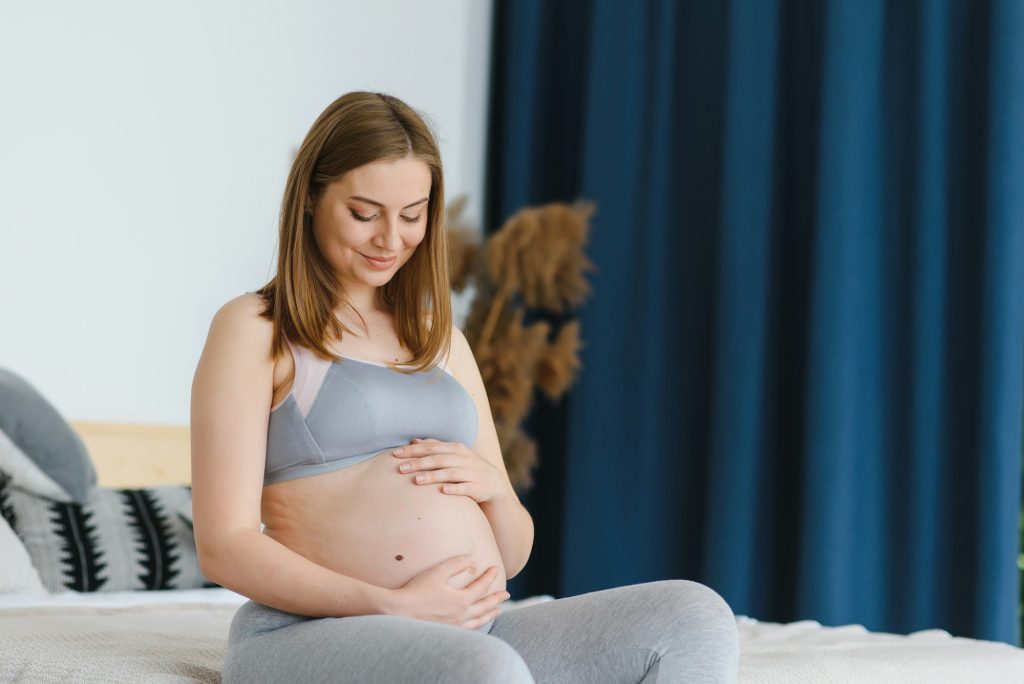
[0,475,214,592]
[0,368,96,503]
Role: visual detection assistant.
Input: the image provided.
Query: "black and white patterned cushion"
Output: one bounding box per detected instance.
[0,475,213,592]
[0,368,96,502]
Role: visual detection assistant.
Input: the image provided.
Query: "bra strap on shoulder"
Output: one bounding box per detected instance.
[288,340,332,417]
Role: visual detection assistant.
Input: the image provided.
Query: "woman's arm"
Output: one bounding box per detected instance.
[446,326,535,578]
[190,294,390,617]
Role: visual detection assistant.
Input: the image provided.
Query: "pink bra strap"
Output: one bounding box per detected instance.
[286,339,332,417]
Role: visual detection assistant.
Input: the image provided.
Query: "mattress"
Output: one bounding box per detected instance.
[0,589,245,683]
[736,615,1024,683]
[1,590,1023,683]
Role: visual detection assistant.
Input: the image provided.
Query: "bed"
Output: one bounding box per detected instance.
[4,589,1024,684]
[2,420,1024,683]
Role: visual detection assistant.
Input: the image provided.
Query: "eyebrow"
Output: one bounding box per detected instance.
[349,195,429,210]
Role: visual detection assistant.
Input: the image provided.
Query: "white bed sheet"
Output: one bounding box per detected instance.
[736,614,1024,683]
[0,590,241,683]
[2,589,1023,683]
[0,586,249,609]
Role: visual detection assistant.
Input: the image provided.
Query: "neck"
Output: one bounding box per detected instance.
[335,296,388,331]
[340,285,380,315]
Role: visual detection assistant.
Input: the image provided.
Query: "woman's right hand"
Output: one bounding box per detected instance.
[389,554,509,630]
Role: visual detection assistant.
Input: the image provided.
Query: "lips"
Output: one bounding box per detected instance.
[361,253,397,269]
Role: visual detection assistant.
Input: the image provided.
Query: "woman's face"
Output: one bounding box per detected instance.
[311,155,431,298]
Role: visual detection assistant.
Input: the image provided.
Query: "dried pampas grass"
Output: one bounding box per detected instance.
[446,196,595,492]
[484,201,595,313]
[445,196,479,292]
[476,309,550,423]
[536,319,582,400]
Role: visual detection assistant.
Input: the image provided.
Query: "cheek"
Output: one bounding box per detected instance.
[398,232,426,266]
[323,219,366,249]
[339,217,370,243]
[311,223,333,258]
[408,223,428,247]
[313,227,361,268]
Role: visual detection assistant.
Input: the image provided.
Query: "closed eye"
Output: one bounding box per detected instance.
[350,210,421,223]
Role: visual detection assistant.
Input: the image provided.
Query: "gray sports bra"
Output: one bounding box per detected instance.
[264,341,479,485]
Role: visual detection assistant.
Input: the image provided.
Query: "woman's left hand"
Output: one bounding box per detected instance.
[392,438,506,503]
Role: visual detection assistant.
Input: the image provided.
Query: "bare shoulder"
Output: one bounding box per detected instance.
[192,292,279,419]
[212,292,271,332]
[449,324,472,357]
[207,293,274,357]
[445,324,478,380]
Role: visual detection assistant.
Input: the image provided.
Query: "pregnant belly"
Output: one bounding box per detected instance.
[260,450,507,596]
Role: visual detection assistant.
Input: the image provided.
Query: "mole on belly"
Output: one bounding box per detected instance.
[395,554,404,561]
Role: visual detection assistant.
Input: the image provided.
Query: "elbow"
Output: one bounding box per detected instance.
[194,523,261,589]
[193,525,240,588]
[505,532,534,580]
[195,538,226,587]
[505,547,532,580]
[505,508,534,580]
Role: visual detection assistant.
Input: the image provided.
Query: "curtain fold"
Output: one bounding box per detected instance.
[486,0,1024,644]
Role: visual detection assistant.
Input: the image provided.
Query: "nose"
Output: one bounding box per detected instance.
[374,215,404,252]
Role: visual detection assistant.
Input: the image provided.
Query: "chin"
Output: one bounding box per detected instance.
[364,270,401,286]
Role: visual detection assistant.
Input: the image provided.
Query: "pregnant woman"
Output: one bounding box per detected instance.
[190,91,740,683]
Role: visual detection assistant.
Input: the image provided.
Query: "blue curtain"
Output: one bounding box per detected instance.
[486,0,1024,644]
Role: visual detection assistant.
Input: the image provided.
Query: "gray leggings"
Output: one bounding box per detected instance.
[223,579,740,683]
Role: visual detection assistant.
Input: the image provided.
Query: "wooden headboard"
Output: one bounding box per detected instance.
[72,421,191,488]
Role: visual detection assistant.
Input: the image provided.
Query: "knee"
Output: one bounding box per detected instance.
[658,579,739,652]
[654,580,739,681]
[453,637,533,684]
[660,579,735,617]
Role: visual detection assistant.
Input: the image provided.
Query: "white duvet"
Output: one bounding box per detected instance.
[1,590,1023,683]
[736,615,1024,683]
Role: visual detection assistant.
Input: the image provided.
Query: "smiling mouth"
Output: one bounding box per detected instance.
[361,253,397,267]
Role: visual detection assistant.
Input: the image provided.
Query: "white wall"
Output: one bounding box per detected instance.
[0,0,492,425]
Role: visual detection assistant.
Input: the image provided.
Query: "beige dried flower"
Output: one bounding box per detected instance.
[447,227,479,293]
[536,319,583,400]
[477,309,550,426]
[485,201,596,313]
[445,196,480,292]
[447,197,594,491]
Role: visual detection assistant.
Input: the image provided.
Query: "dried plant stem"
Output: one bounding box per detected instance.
[479,282,512,352]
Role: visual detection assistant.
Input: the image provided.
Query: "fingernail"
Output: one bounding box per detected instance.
[415,474,426,483]
[399,464,410,472]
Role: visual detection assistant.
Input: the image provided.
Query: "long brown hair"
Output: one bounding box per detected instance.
[257,92,452,373]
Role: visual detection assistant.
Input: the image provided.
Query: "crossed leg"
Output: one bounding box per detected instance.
[223,579,739,684]
[488,579,740,684]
